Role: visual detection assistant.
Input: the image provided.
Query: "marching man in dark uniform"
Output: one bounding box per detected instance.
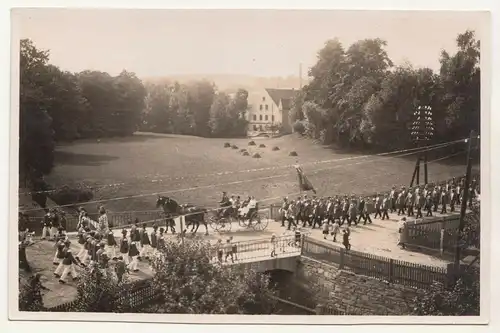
[450,188,457,212]
[53,239,68,277]
[425,194,433,217]
[106,230,118,260]
[119,229,130,265]
[373,195,382,219]
[440,188,449,214]
[406,190,415,217]
[396,192,405,216]
[139,224,151,260]
[41,212,52,240]
[59,244,83,284]
[390,186,398,213]
[381,195,390,220]
[415,191,425,219]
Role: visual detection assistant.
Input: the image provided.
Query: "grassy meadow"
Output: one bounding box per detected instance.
[43,133,472,214]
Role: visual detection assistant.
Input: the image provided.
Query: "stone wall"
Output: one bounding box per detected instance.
[298,256,424,315]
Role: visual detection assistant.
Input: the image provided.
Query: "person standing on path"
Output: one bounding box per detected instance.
[342,228,351,251]
[397,217,408,249]
[331,219,340,242]
[280,197,289,227]
[322,220,330,239]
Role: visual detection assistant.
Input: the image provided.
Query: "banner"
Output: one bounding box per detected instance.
[295,165,317,194]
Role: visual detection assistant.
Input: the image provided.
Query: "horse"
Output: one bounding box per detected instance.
[155,196,209,235]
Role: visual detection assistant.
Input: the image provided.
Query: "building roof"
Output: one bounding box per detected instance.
[265,88,298,110]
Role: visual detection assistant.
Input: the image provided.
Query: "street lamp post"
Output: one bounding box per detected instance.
[409,105,434,187]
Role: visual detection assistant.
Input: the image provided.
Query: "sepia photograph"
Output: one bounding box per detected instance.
[9,7,490,324]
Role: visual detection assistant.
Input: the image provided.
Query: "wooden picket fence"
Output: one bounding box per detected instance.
[48,279,161,312]
[301,237,448,290]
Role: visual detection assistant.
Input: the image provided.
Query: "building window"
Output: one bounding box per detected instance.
[259,104,263,110]
[259,115,263,121]
[265,115,268,121]
[259,125,263,131]
[253,114,257,121]
[262,96,266,102]
[265,104,269,111]
[272,115,275,122]
[253,125,257,131]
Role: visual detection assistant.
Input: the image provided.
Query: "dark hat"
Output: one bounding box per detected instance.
[152,224,158,229]
[121,229,127,235]
[64,239,71,245]
[159,227,165,233]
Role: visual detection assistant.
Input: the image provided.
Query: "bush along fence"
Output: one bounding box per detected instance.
[301,237,451,290]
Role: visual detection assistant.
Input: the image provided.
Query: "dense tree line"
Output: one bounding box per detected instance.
[19,39,249,185]
[291,30,480,150]
[140,81,249,138]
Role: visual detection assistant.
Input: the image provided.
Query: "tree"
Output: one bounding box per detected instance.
[187,80,216,137]
[150,237,278,314]
[439,30,480,141]
[209,89,249,138]
[19,39,56,182]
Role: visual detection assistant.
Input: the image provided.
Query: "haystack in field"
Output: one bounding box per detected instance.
[224,142,231,148]
[259,144,266,148]
[248,140,256,146]
[242,151,250,156]
[240,148,247,153]
[289,151,298,156]
[252,153,261,158]
[231,145,238,149]
[272,146,280,151]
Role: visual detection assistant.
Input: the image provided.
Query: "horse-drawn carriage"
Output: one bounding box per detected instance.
[207,205,268,233]
[155,195,269,235]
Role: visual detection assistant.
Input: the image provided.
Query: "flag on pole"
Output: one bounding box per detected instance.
[294,165,317,194]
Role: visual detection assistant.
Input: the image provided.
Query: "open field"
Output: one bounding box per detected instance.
[40,132,475,214]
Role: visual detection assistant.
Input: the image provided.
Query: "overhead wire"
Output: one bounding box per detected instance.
[19,138,466,195]
[20,140,467,213]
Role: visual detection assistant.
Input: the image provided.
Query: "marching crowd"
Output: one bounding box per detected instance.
[18,175,479,288]
[276,176,479,250]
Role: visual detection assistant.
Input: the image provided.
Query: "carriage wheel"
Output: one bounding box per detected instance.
[251,213,269,231]
[215,218,232,233]
[209,216,219,231]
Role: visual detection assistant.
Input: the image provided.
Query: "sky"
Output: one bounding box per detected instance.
[12,9,486,79]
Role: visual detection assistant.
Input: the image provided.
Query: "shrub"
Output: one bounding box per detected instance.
[150,237,278,314]
[50,185,94,207]
[272,146,280,151]
[289,151,298,157]
[240,148,247,153]
[231,145,238,149]
[248,141,256,146]
[259,144,266,148]
[252,153,261,158]
[292,121,306,135]
[242,151,250,156]
[224,142,231,148]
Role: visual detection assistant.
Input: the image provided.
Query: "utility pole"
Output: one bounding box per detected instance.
[454,130,478,269]
[410,105,434,187]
